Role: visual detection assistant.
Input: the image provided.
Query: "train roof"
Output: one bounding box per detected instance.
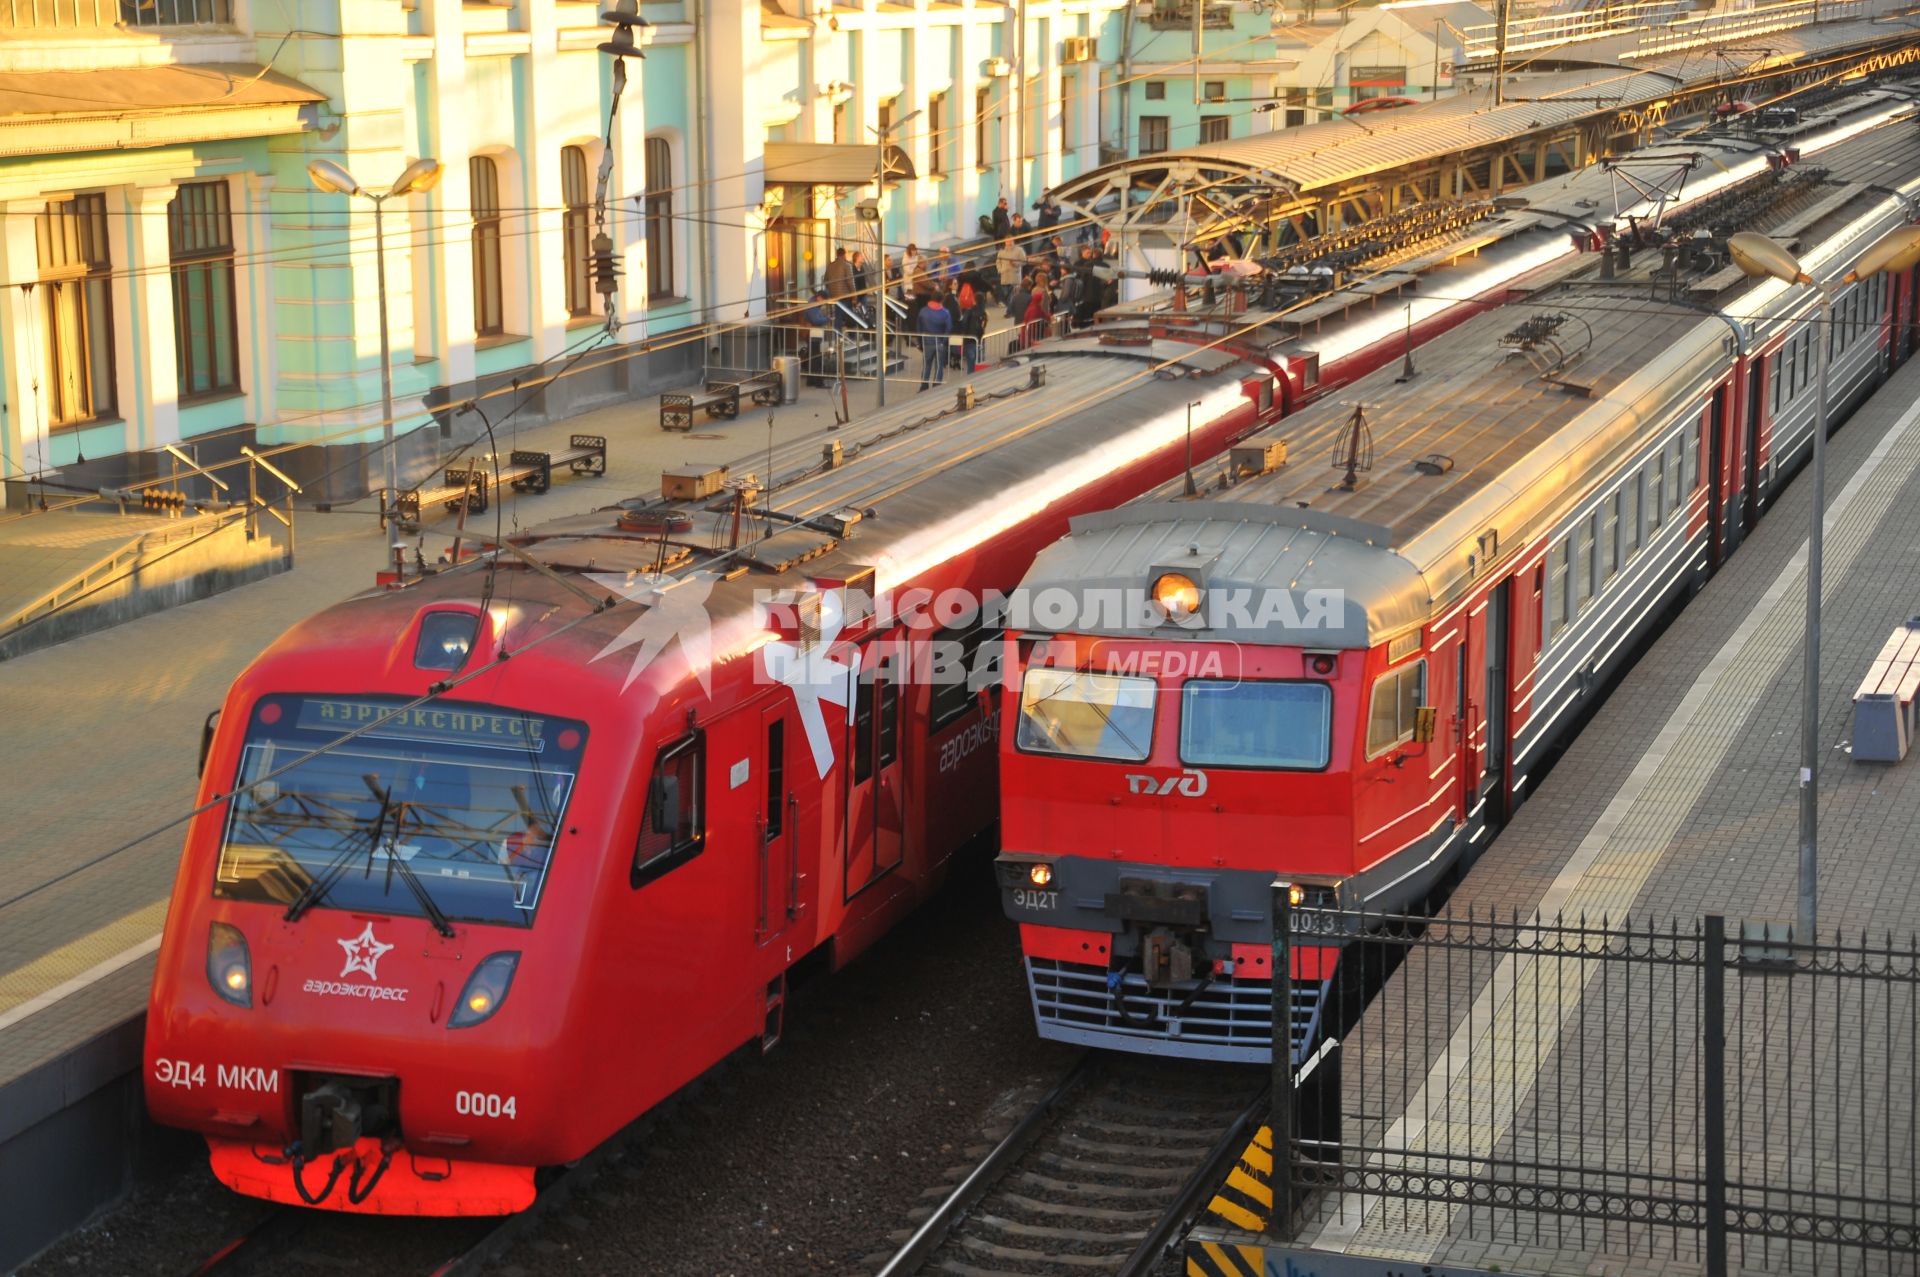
[1017,105,1920,650]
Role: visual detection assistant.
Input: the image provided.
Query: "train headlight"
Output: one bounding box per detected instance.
[449,952,520,1029]
[1277,881,1307,907]
[1151,572,1202,620]
[206,922,252,1008]
[1028,863,1054,887]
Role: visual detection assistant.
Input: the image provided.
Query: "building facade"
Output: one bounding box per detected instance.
[1,0,1316,508]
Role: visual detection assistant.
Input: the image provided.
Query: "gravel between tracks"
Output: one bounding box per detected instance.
[19,854,1073,1277]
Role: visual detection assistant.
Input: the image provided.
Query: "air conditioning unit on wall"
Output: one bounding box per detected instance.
[984,56,1012,77]
[1061,35,1094,63]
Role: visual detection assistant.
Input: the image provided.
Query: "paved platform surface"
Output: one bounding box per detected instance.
[1290,356,1920,1275]
[0,365,919,1093]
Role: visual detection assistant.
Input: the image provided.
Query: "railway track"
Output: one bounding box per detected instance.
[876,1055,1269,1277]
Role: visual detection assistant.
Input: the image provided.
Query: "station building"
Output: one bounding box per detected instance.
[0,1,1360,508]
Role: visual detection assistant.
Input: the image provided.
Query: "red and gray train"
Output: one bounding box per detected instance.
[993,97,1920,1063]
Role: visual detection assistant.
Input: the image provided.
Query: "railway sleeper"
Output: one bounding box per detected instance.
[1045,1132,1219,1162]
[1023,1151,1193,1184]
[1062,1115,1226,1144]
[944,1232,1134,1268]
[996,1191,1164,1223]
[1008,1169,1175,1200]
[960,1211,1151,1247]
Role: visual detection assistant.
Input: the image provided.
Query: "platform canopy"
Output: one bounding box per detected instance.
[762,141,916,188]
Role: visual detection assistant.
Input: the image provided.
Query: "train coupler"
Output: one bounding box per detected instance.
[208,1134,537,1216]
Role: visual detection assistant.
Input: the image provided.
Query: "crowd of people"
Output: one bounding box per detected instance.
[798,196,1123,394]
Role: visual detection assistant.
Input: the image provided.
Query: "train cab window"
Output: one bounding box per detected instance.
[1624,473,1642,558]
[1366,659,1427,758]
[1685,422,1700,492]
[1546,540,1569,642]
[1015,667,1155,761]
[1180,679,1330,770]
[632,731,704,888]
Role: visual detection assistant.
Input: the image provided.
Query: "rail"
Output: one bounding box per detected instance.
[875,1055,1269,1276]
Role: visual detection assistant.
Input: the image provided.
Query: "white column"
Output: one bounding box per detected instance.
[614,44,651,334]
[708,0,764,317]
[0,201,45,504]
[424,0,476,385]
[240,174,278,433]
[126,184,180,452]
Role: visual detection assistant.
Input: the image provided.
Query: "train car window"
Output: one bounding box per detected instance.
[1546,541,1568,642]
[765,719,784,842]
[1666,436,1684,511]
[853,677,876,783]
[1601,494,1620,585]
[1685,422,1701,492]
[1574,515,1596,611]
[632,731,705,889]
[1798,333,1810,391]
[1769,357,1781,416]
[1180,679,1330,770]
[1015,667,1155,762]
[929,624,995,729]
[878,678,900,767]
[1624,474,1642,558]
[1366,659,1427,758]
[1649,456,1666,533]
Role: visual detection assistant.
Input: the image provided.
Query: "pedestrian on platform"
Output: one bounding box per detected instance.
[825,246,854,298]
[1036,197,1062,232]
[917,294,953,390]
[902,243,925,291]
[1007,271,1033,335]
[995,237,1024,303]
[987,196,1013,240]
[1022,278,1051,348]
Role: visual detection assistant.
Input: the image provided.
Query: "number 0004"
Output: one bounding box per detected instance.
[455,1090,517,1119]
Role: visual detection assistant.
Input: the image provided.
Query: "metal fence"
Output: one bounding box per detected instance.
[1274,908,1920,1275]
[704,308,1073,395]
[2,0,231,26]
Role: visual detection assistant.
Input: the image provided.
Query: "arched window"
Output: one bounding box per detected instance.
[561,146,591,318]
[644,137,674,300]
[470,156,504,336]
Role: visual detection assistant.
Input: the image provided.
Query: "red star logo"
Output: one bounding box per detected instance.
[337,922,394,980]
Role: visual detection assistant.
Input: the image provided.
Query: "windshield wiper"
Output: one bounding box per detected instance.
[377,801,457,939]
[284,777,393,925]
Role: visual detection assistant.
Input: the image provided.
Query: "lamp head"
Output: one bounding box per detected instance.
[387,158,444,198]
[1727,231,1811,286]
[306,159,362,197]
[1844,223,1920,283]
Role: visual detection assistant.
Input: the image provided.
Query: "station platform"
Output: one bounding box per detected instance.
[0,369,888,1271]
[1186,355,1920,1277]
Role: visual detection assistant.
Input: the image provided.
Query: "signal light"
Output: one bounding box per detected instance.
[1310,653,1337,676]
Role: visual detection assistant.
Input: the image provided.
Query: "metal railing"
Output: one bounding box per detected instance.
[1624,0,1868,59]
[1,0,231,28]
[1459,0,1692,61]
[1272,907,1920,1275]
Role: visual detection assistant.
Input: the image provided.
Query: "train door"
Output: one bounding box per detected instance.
[843,634,905,900]
[1478,581,1511,828]
[1706,383,1736,565]
[755,701,797,946]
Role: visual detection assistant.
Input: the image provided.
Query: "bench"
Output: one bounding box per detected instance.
[388,436,610,532]
[506,434,607,494]
[659,371,783,431]
[1852,619,1920,762]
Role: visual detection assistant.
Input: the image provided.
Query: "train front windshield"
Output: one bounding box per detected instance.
[213,694,588,928]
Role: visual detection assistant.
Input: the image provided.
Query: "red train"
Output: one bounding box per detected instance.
[994,104,1920,1063]
[142,278,1494,1215]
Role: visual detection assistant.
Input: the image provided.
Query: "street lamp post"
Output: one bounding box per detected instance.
[308,156,445,578]
[1728,224,1920,942]
[872,109,921,411]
